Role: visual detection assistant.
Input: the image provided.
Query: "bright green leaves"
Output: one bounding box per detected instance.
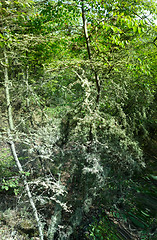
[101,22,125,47]
[83,0,154,56]
[102,23,123,34]
[37,0,80,34]
[1,178,19,195]
[116,13,147,36]
[127,57,151,79]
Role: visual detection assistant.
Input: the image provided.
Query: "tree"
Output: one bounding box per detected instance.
[0,1,45,239]
[0,0,156,239]
[27,0,156,238]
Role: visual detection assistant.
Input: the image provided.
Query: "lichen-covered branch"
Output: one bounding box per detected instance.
[3,47,44,240]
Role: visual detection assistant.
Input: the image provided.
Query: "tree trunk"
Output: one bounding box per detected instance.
[81,0,100,104]
[3,47,44,240]
[4,48,14,131]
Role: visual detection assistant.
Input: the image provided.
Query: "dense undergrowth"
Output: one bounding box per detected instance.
[0,130,156,239]
[0,0,157,239]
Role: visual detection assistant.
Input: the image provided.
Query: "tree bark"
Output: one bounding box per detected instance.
[3,47,44,240]
[4,48,14,131]
[81,0,100,104]
[81,0,91,60]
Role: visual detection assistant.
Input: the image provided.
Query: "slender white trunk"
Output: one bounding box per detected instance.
[4,48,14,131]
[3,47,44,240]
[9,140,44,240]
[25,66,30,109]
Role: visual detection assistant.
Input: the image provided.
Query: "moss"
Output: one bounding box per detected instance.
[17,219,38,238]
[0,209,38,239]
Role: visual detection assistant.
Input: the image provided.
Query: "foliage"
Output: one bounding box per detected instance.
[1,178,19,195]
[0,148,15,178]
[0,0,157,239]
[86,215,120,240]
[0,147,21,195]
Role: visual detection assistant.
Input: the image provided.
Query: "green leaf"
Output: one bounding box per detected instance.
[150,175,157,180]
[127,19,132,28]
[133,26,138,33]
[138,27,142,34]
[140,210,150,217]
[2,185,9,191]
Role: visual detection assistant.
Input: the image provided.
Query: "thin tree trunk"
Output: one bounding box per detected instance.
[23,66,34,127]
[9,140,44,240]
[81,0,101,145]
[81,1,91,60]
[81,0,100,104]
[25,66,30,109]
[3,47,44,240]
[4,49,14,131]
